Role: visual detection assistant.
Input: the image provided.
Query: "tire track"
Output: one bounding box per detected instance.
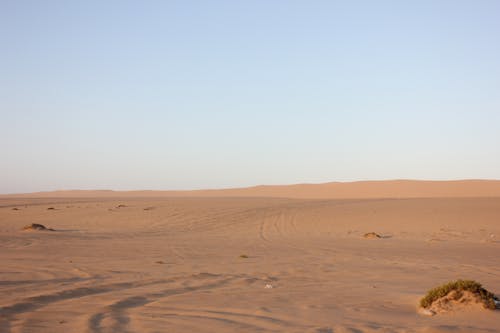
[156,306,297,331]
[0,278,171,333]
[87,274,299,333]
[87,275,239,333]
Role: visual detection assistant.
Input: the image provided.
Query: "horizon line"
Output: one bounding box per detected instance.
[2,178,500,197]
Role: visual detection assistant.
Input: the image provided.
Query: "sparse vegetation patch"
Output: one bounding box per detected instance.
[420,279,498,310]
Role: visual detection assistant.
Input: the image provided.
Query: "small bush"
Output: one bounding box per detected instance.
[239,254,249,259]
[420,279,497,309]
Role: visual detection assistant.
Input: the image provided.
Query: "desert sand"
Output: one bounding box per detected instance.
[1,180,499,332]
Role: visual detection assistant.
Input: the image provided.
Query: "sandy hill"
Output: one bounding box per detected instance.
[2,180,500,199]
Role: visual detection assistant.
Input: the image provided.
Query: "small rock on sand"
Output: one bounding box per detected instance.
[363,232,381,239]
[23,223,54,231]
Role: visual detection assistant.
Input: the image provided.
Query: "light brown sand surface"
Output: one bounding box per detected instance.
[1,182,500,332]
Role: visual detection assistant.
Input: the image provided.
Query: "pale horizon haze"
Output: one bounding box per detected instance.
[1,1,500,194]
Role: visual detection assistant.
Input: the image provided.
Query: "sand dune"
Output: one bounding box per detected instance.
[3,179,500,199]
[1,181,499,332]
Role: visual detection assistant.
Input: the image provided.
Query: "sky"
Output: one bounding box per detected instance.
[1,1,500,193]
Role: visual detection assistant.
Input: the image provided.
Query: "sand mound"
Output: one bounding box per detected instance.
[422,290,491,315]
[363,232,381,239]
[22,223,54,231]
[419,280,499,316]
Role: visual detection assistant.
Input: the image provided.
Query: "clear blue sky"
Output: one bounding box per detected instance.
[1,1,500,193]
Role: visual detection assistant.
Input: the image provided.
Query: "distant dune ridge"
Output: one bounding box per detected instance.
[3,180,500,199]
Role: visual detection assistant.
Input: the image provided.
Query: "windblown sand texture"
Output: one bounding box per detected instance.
[1,180,500,332]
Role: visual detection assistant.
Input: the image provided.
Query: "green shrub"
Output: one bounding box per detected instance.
[420,279,497,309]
